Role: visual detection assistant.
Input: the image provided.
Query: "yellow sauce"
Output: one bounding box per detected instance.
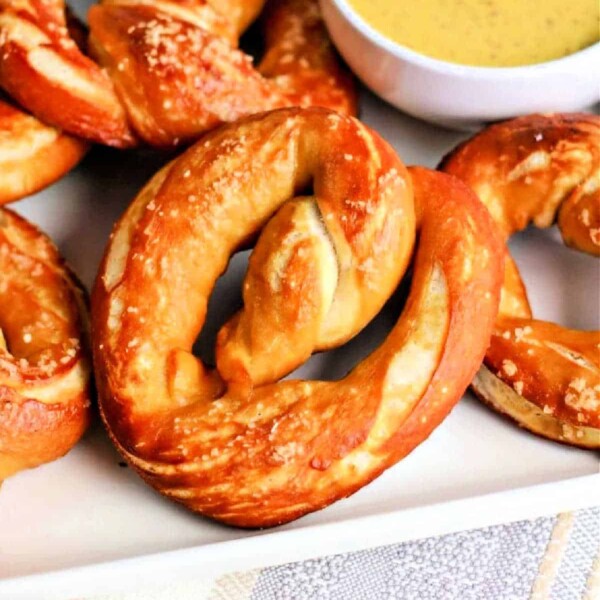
[347,0,600,67]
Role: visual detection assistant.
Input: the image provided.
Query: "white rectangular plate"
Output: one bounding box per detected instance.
[1,87,598,599]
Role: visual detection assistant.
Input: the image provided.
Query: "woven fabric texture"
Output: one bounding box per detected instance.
[91,507,600,600]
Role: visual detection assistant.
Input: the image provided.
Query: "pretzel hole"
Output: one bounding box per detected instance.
[289,278,410,382]
[0,297,65,366]
[0,273,54,363]
[507,227,599,330]
[191,247,411,382]
[193,250,247,367]
[238,16,265,65]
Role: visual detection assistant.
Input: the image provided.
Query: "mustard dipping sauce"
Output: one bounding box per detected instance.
[347,0,600,67]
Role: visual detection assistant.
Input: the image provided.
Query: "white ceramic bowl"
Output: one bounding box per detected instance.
[320,0,600,129]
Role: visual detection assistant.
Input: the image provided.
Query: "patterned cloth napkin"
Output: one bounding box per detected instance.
[93,507,599,600]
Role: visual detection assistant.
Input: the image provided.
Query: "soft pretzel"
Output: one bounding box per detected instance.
[92,108,503,527]
[441,113,600,448]
[0,208,92,480]
[0,0,356,148]
[0,0,135,147]
[0,96,88,205]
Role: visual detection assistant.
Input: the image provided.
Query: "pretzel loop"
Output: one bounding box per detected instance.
[92,108,503,526]
[0,209,91,479]
[0,97,88,206]
[442,113,600,448]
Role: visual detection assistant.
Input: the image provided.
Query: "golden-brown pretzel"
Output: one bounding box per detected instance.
[0,96,88,205]
[0,0,135,147]
[441,113,600,448]
[0,208,92,480]
[0,0,356,148]
[92,108,503,527]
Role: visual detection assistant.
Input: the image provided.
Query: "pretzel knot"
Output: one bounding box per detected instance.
[0,0,356,148]
[92,108,503,527]
[442,113,600,448]
[0,209,92,480]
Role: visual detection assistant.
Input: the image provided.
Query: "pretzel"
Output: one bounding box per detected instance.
[0,0,135,147]
[92,108,503,527]
[0,208,92,480]
[0,96,88,205]
[441,113,600,448]
[0,0,356,148]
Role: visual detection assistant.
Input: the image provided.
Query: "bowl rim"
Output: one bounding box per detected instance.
[324,0,600,78]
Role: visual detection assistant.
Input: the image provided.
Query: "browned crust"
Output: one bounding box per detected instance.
[0,98,88,205]
[88,0,356,147]
[0,0,356,148]
[472,366,599,450]
[441,113,600,448]
[0,0,135,147]
[0,208,92,479]
[91,108,503,527]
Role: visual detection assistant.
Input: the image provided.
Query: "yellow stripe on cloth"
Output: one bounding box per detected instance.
[208,569,261,600]
[583,550,600,600]
[529,513,575,600]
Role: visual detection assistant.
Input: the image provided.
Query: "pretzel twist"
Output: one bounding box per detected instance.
[0,208,92,480]
[0,0,135,147]
[92,108,503,527]
[0,0,356,148]
[442,113,600,448]
[0,96,88,206]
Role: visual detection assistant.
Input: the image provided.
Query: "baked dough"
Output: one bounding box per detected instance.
[92,108,503,526]
[0,209,92,479]
[442,113,600,448]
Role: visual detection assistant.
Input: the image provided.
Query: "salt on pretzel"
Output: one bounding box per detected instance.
[441,113,600,448]
[0,209,92,480]
[0,0,135,147]
[0,0,356,148]
[88,0,356,146]
[0,96,88,205]
[92,108,503,527]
